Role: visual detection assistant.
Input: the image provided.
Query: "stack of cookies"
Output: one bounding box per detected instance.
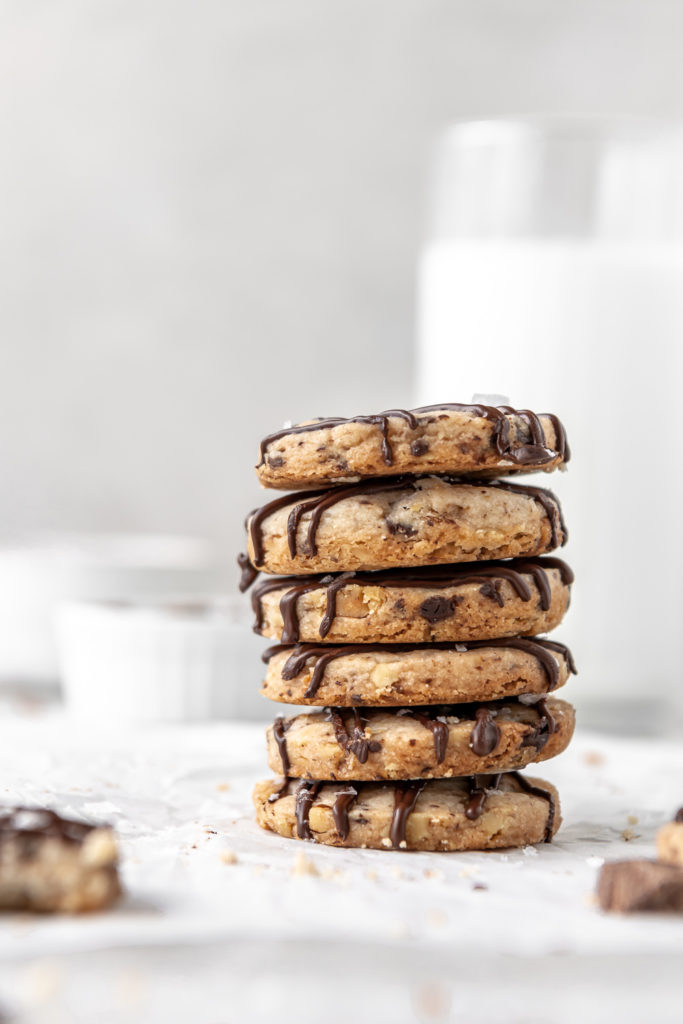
[241,402,576,853]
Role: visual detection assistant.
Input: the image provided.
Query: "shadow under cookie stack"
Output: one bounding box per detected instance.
[241,403,576,853]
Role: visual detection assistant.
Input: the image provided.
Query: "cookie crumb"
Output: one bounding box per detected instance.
[627,814,639,826]
[216,783,231,792]
[472,883,488,892]
[291,850,319,877]
[220,850,238,865]
[621,828,639,842]
[366,869,378,882]
[423,868,444,881]
[583,751,605,767]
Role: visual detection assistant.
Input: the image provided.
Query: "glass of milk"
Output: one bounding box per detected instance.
[416,117,683,735]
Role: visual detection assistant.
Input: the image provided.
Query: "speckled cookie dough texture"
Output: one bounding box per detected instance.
[246,476,566,576]
[265,698,575,781]
[256,403,570,490]
[261,637,576,706]
[253,773,561,851]
[251,557,573,645]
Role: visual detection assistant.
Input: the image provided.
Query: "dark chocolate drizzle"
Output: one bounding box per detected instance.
[332,785,358,841]
[0,807,98,861]
[272,717,291,776]
[262,636,577,699]
[238,552,259,593]
[511,771,556,842]
[323,707,382,764]
[390,781,426,848]
[295,781,322,840]
[246,475,566,570]
[251,557,574,643]
[469,708,502,756]
[267,777,291,804]
[257,403,569,471]
[519,697,560,753]
[396,707,449,763]
[465,773,503,820]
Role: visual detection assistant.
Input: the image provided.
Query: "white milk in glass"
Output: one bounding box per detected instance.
[417,239,683,731]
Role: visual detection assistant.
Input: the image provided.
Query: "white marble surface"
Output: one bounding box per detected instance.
[0,706,681,1023]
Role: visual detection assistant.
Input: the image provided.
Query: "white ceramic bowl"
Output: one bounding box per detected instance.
[57,595,267,723]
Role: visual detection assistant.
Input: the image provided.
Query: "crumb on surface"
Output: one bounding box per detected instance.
[627,815,639,826]
[621,828,639,842]
[216,783,231,792]
[583,751,605,767]
[220,850,238,865]
[423,868,444,881]
[291,850,319,877]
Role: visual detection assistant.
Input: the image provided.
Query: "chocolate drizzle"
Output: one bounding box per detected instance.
[295,781,322,840]
[238,552,259,593]
[396,707,449,762]
[251,558,574,643]
[267,777,291,804]
[332,785,358,841]
[257,403,570,471]
[469,708,502,756]
[272,717,291,776]
[390,781,426,848]
[245,475,566,570]
[511,771,556,842]
[323,708,382,764]
[518,695,560,752]
[465,773,502,820]
[262,636,577,699]
[676,808,683,824]
[0,807,96,846]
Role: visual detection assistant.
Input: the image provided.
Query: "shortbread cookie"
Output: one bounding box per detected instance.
[253,772,560,850]
[261,637,576,705]
[597,860,683,913]
[266,697,574,781]
[251,557,573,644]
[256,403,570,489]
[0,807,121,913]
[246,476,566,576]
[657,810,683,866]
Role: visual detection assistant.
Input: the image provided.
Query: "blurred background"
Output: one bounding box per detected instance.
[2,0,683,725]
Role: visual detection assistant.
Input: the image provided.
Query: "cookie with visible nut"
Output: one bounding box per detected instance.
[266,697,575,782]
[261,637,576,706]
[256,403,569,490]
[253,772,561,851]
[251,557,573,645]
[245,476,566,577]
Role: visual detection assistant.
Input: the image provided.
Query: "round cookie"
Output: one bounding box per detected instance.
[246,476,566,576]
[251,557,573,645]
[256,403,570,490]
[266,697,575,781]
[261,637,576,706]
[253,772,561,850]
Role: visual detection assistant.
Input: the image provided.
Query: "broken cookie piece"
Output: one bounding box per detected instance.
[656,809,683,867]
[0,807,121,913]
[597,859,683,914]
